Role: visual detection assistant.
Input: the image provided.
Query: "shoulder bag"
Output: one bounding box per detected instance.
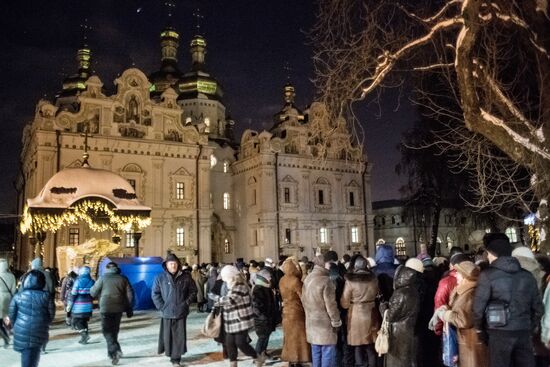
[201,308,222,338]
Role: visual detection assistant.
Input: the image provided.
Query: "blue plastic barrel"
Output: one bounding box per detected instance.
[98,256,164,310]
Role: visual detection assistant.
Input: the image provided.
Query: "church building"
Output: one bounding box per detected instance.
[15,17,374,268]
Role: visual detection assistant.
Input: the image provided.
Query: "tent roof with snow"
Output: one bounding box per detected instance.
[20,165,151,234]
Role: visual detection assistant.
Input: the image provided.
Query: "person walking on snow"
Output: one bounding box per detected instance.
[252,268,277,360]
[90,262,134,365]
[0,258,16,348]
[66,266,95,344]
[152,254,197,367]
[6,270,55,367]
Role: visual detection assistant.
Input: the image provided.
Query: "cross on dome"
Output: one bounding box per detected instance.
[193,8,204,34]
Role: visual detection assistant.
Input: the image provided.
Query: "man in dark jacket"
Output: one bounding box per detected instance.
[473,233,544,367]
[6,270,55,367]
[152,254,197,367]
[91,262,134,365]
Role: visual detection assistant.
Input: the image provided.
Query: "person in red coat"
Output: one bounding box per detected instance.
[433,250,469,335]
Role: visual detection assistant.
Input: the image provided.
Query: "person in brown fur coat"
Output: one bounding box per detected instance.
[279,257,311,366]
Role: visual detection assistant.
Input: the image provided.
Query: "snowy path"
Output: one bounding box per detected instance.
[3,307,288,367]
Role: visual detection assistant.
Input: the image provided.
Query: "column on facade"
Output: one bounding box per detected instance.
[197,147,212,263]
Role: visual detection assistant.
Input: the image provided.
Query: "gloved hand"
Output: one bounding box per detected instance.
[434,305,447,321]
[208,292,220,302]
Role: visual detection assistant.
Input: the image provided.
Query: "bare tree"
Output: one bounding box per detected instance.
[312,0,550,248]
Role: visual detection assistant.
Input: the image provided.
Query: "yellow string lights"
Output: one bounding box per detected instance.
[20,199,151,234]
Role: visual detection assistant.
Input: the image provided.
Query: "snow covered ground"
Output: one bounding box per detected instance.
[3,307,288,367]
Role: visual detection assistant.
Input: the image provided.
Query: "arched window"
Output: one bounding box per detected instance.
[395,237,406,257]
[223,160,230,173]
[224,238,231,254]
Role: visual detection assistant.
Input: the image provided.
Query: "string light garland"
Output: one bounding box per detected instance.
[20,199,151,234]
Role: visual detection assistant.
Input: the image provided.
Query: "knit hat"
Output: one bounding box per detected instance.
[323,250,338,263]
[405,258,424,273]
[265,257,274,268]
[31,258,43,270]
[366,257,377,269]
[220,265,241,283]
[256,269,272,284]
[485,234,512,257]
[454,261,480,280]
[512,246,535,260]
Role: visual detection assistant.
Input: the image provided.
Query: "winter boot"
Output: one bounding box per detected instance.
[78,329,90,344]
[254,353,265,367]
[229,361,238,367]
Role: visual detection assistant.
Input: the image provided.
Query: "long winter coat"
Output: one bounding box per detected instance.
[442,279,489,367]
[0,259,16,318]
[152,263,197,319]
[374,244,398,302]
[191,269,206,303]
[386,266,420,367]
[302,265,341,345]
[8,270,55,352]
[340,271,380,345]
[473,256,543,332]
[67,266,95,318]
[90,267,134,313]
[218,276,255,333]
[252,283,277,336]
[279,258,310,363]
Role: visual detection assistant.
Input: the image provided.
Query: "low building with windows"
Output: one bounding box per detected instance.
[15,23,374,267]
[372,200,521,257]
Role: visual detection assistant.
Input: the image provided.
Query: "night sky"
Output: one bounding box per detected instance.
[0,0,414,213]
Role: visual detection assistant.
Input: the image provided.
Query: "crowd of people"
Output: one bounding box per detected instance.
[1,231,550,367]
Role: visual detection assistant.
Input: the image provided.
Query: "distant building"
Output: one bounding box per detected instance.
[372,200,521,257]
[15,23,374,268]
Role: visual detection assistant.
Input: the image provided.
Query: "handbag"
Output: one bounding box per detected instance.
[201,309,222,338]
[442,321,458,367]
[375,310,389,356]
[485,301,509,328]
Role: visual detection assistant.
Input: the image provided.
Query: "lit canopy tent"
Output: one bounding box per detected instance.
[20,165,151,259]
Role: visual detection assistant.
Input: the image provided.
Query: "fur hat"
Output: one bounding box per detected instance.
[220,265,241,283]
[405,258,424,273]
[454,260,480,280]
[485,233,512,257]
[512,246,535,260]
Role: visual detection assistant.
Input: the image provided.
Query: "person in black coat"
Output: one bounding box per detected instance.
[473,233,543,367]
[60,270,77,326]
[6,270,55,367]
[152,254,197,367]
[252,269,277,359]
[385,265,420,367]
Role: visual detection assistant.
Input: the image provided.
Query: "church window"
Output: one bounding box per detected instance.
[223,160,229,173]
[176,182,185,200]
[251,189,257,205]
[505,227,518,243]
[349,192,355,207]
[284,188,290,203]
[351,227,359,243]
[252,229,258,246]
[223,192,231,209]
[320,227,328,244]
[224,238,231,254]
[204,117,210,133]
[210,154,217,168]
[127,179,136,190]
[125,231,136,248]
[318,190,325,205]
[176,227,185,247]
[69,228,79,246]
[395,237,406,257]
[285,228,291,244]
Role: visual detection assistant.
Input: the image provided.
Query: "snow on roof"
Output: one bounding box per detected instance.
[27,166,150,212]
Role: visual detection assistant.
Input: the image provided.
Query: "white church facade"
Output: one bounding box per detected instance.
[15,25,374,268]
